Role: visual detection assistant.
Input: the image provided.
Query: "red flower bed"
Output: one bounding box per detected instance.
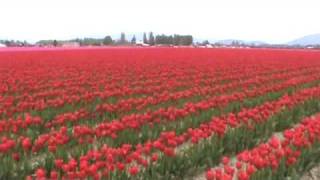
[1,47,320,179]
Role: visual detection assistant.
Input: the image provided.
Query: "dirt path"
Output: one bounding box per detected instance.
[301,166,320,180]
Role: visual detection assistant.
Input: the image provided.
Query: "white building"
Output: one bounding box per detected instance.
[135,41,149,47]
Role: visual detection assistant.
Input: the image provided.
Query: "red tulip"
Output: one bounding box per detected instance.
[206,170,215,180]
[129,166,139,176]
[222,156,230,165]
[237,171,249,180]
[35,168,46,179]
[117,163,125,171]
[50,170,58,179]
[21,138,31,150]
[151,153,158,162]
[12,153,20,161]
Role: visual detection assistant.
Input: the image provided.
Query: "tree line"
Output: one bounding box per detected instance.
[0,40,31,47]
[144,33,193,46]
[34,32,193,46]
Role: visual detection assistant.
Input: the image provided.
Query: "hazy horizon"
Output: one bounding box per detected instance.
[1,0,320,44]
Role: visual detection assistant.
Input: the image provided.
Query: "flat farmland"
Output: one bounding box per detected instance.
[1,47,320,180]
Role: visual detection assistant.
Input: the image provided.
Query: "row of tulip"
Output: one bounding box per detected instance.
[1,73,319,178]
[133,86,320,179]
[2,66,317,138]
[1,60,279,119]
[205,113,320,180]
[1,48,320,179]
[22,84,320,179]
[2,64,309,121]
[43,66,315,130]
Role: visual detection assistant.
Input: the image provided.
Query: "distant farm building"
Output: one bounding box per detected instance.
[135,41,150,47]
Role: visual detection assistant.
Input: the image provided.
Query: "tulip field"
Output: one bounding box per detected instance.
[1,47,320,180]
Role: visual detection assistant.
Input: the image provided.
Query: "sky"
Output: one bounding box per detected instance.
[0,0,320,44]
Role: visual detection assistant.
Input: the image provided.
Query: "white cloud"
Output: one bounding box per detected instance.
[0,0,319,43]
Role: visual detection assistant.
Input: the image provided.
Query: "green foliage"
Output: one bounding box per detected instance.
[155,34,193,45]
[173,34,193,46]
[143,32,148,44]
[119,32,127,44]
[155,34,174,45]
[103,36,113,45]
[149,32,155,46]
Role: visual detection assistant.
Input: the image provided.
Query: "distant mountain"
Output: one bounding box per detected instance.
[216,39,267,46]
[216,39,240,45]
[194,38,267,46]
[288,34,320,46]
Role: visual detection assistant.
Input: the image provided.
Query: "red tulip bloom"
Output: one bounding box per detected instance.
[222,156,230,165]
[129,166,139,176]
[50,170,58,180]
[237,171,249,180]
[206,170,215,180]
[35,168,46,179]
[117,163,125,171]
[54,159,64,168]
[22,137,32,150]
[151,153,158,162]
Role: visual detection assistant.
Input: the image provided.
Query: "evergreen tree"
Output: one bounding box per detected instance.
[173,34,180,45]
[172,35,193,46]
[131,35,136,44]
[202,40,210,45]
[143,32,148,44]
[168,35,174,44]
[103,36,113,45]
[53,40,58,47]
[120,32,126,44]
[149,32,155,45]
[155,35,162,44]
